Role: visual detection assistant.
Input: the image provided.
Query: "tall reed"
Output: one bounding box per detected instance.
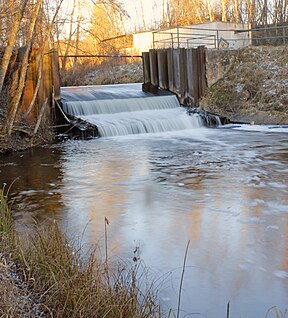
[0,191,160,318]
[0,186,12,235]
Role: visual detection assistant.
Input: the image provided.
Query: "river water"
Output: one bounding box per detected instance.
[1,125,288,317]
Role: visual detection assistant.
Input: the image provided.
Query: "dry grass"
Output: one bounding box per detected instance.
[61,60,143,87]
[0,191,160,318]
[202,46,288,123]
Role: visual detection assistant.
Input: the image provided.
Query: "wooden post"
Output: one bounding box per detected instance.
[191,48,200,105]
[149,49,158,87]
[197,46,207,105]
[50,49,61,99]
[172,49,181,97]
[179,48,187,104]
[142,52,151,84]
[167,48,174,92]
[142,47,207,106]
[157,49,168,90]
[21,48,61,123]
[186,48,195,105]
[20,48,37,118]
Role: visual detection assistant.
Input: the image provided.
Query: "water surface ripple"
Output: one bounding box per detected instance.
[1,125,288,318]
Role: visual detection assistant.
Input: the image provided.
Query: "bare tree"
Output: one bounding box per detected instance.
[73,0,81,68]
[62,0,77,71]
[0,0,28,93]
[206,0,215,21]
[139,0,146,30]
[25,0,64,119]
[3,0,43,136]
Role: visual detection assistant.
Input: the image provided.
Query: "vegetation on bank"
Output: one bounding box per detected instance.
[61,60,143,87]
[0,189,160,318]
[202,46,288,124]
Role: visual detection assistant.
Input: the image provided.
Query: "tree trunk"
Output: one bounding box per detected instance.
[25,0,64,119]
[139,0,146,30]
[73,0,81,69]
[206,0,215,21]
[24,58,43,118]
[0,0,28,93]
[33,97,48,135]
[221,0,227,21]
[234,0,241,22]
[62,0,76,71]
[3,0,43,136]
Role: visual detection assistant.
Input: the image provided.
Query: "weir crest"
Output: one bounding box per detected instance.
[60,84,220,137]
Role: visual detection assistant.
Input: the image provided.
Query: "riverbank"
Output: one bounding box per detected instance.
[0,190,160,318]
[0,87,54,154]
[203,46,288,124]
[0,130,53,155]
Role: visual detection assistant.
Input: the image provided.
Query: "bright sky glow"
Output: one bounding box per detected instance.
[122,0,162,31]
[62,0,162,33]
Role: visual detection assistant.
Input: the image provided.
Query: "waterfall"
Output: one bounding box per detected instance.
[60,84,218,137]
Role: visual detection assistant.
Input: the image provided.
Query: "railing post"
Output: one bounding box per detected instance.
[284,26,286,46]
[177,26,180,48]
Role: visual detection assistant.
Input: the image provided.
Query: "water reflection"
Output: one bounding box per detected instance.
[0,127,288,317]
[0,146,64,226]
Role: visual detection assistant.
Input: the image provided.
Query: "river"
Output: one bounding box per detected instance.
[1,124,288,317]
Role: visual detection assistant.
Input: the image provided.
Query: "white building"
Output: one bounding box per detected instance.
[132,22,251,54]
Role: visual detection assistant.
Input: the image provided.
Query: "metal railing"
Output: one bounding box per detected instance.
[152,24,288,50]
[248,25,288,46]
[153,26,220,49]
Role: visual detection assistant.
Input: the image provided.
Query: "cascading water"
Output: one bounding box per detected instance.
[61,83,219,137]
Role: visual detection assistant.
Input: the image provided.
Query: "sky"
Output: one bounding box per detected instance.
[62,0,162,33]
[123,0,162,30]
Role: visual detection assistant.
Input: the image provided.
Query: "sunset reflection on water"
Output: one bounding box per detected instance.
[1,127,288,317]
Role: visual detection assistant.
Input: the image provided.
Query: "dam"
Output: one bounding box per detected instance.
[60,83,220,137]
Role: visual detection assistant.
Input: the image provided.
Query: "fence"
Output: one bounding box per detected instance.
[250,25,288,46]
[153,27,218,49]
[152,25,251,50]
[152,24,288,50]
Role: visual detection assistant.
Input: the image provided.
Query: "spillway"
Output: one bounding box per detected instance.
[60,83,218,137]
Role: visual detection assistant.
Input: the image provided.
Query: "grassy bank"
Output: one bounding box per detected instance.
[0,189,160,318]
[61,61,143,87]
[202,46,288,124]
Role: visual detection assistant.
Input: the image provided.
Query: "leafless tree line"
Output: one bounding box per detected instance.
[157,0,288,28]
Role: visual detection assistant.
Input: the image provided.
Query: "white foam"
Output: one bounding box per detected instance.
[81,108,204,137]
[63,95,180,115]
[61,84,222,137]
[274,271,288,279]
[228,124,288,133]
[263,202,288,215]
